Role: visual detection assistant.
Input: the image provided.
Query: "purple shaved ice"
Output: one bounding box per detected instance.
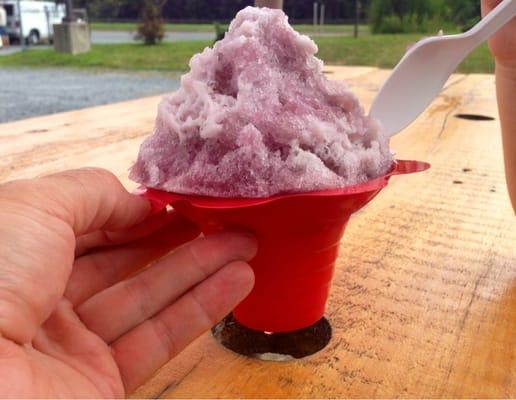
[130,6,393,197]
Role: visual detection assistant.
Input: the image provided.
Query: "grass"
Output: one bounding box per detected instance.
[0,34,494,74]
[0,42,209,71]
[316,34,495,73]
[91,21,369,35]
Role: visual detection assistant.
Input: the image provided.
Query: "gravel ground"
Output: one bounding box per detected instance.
[0,68,180,123]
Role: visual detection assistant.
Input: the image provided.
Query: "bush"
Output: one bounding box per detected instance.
[213,21,227,43]
[377,15,403,33]
[369,0,386,34]
[403,13,420,33]
[372,13,437,34]
[449,0,480,31]
[135,0,166,45]
[461,16,481,32]
[368,0,476,34]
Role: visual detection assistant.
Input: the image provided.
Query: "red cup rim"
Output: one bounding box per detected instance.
[142,159,430,210]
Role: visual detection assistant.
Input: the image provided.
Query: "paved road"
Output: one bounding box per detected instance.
[0,30,214,56]
[91,30,214,43]
[0,29,348,55]
[0,68,180,123]
[89,30,348,43]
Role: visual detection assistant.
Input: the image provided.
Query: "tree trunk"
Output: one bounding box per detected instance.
[255,0,283,9]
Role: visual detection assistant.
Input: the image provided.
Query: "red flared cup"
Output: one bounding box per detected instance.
[142,160,429,333]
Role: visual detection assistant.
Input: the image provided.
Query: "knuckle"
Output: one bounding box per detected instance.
[150,317,179,360]
[186,239,212,280]
[80,167,120,185]
[124,277,155,321]
[0,178,41,203]
[53,168,120,193]
[189,288,219,328]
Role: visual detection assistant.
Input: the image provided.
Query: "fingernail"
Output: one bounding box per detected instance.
[131,186,147,196]
[227,230,259,260]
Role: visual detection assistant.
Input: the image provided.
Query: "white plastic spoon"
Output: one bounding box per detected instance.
[369,0,516,137]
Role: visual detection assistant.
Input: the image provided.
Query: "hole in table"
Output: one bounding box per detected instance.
[212,314,332,361]
[25,129,48,134]
[455,113,495,121]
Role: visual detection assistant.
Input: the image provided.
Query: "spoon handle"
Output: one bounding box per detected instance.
[467,0,516,43]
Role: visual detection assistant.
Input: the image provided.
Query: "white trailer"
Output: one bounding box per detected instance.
[0,0,65,44]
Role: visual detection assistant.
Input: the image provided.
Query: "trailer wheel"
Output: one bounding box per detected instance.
[27,30,40,45]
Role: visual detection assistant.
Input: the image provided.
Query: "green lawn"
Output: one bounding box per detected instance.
[91,21,369,35]
[316,34,494,73]
[0,42,209,71]
[0,34,494,74]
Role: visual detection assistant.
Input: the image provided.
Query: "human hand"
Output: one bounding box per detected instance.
[482,0,516,67]
[0,169,256,397]
[482,1,516,211]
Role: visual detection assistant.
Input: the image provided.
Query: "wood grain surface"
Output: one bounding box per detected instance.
[1,66,514,398]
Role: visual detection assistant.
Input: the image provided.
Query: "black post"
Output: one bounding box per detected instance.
[354,0,360,38]
[63,0,74,22]
[16,0,26,49]
[45,6,51,40]
[313,2,318,34]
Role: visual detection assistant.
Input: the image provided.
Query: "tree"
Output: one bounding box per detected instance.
[136,0,166,45]
[255,0,283,8]
[78,0,375,22]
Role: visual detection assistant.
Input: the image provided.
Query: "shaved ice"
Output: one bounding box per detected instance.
[130,6,393,197]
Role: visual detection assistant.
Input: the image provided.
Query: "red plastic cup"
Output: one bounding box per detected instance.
[142,160,429,333]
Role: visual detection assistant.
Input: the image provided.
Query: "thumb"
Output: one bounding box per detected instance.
[0,168,151,344]
[21,168,151,236]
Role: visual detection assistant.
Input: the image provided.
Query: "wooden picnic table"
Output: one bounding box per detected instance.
[1,66,514,398]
